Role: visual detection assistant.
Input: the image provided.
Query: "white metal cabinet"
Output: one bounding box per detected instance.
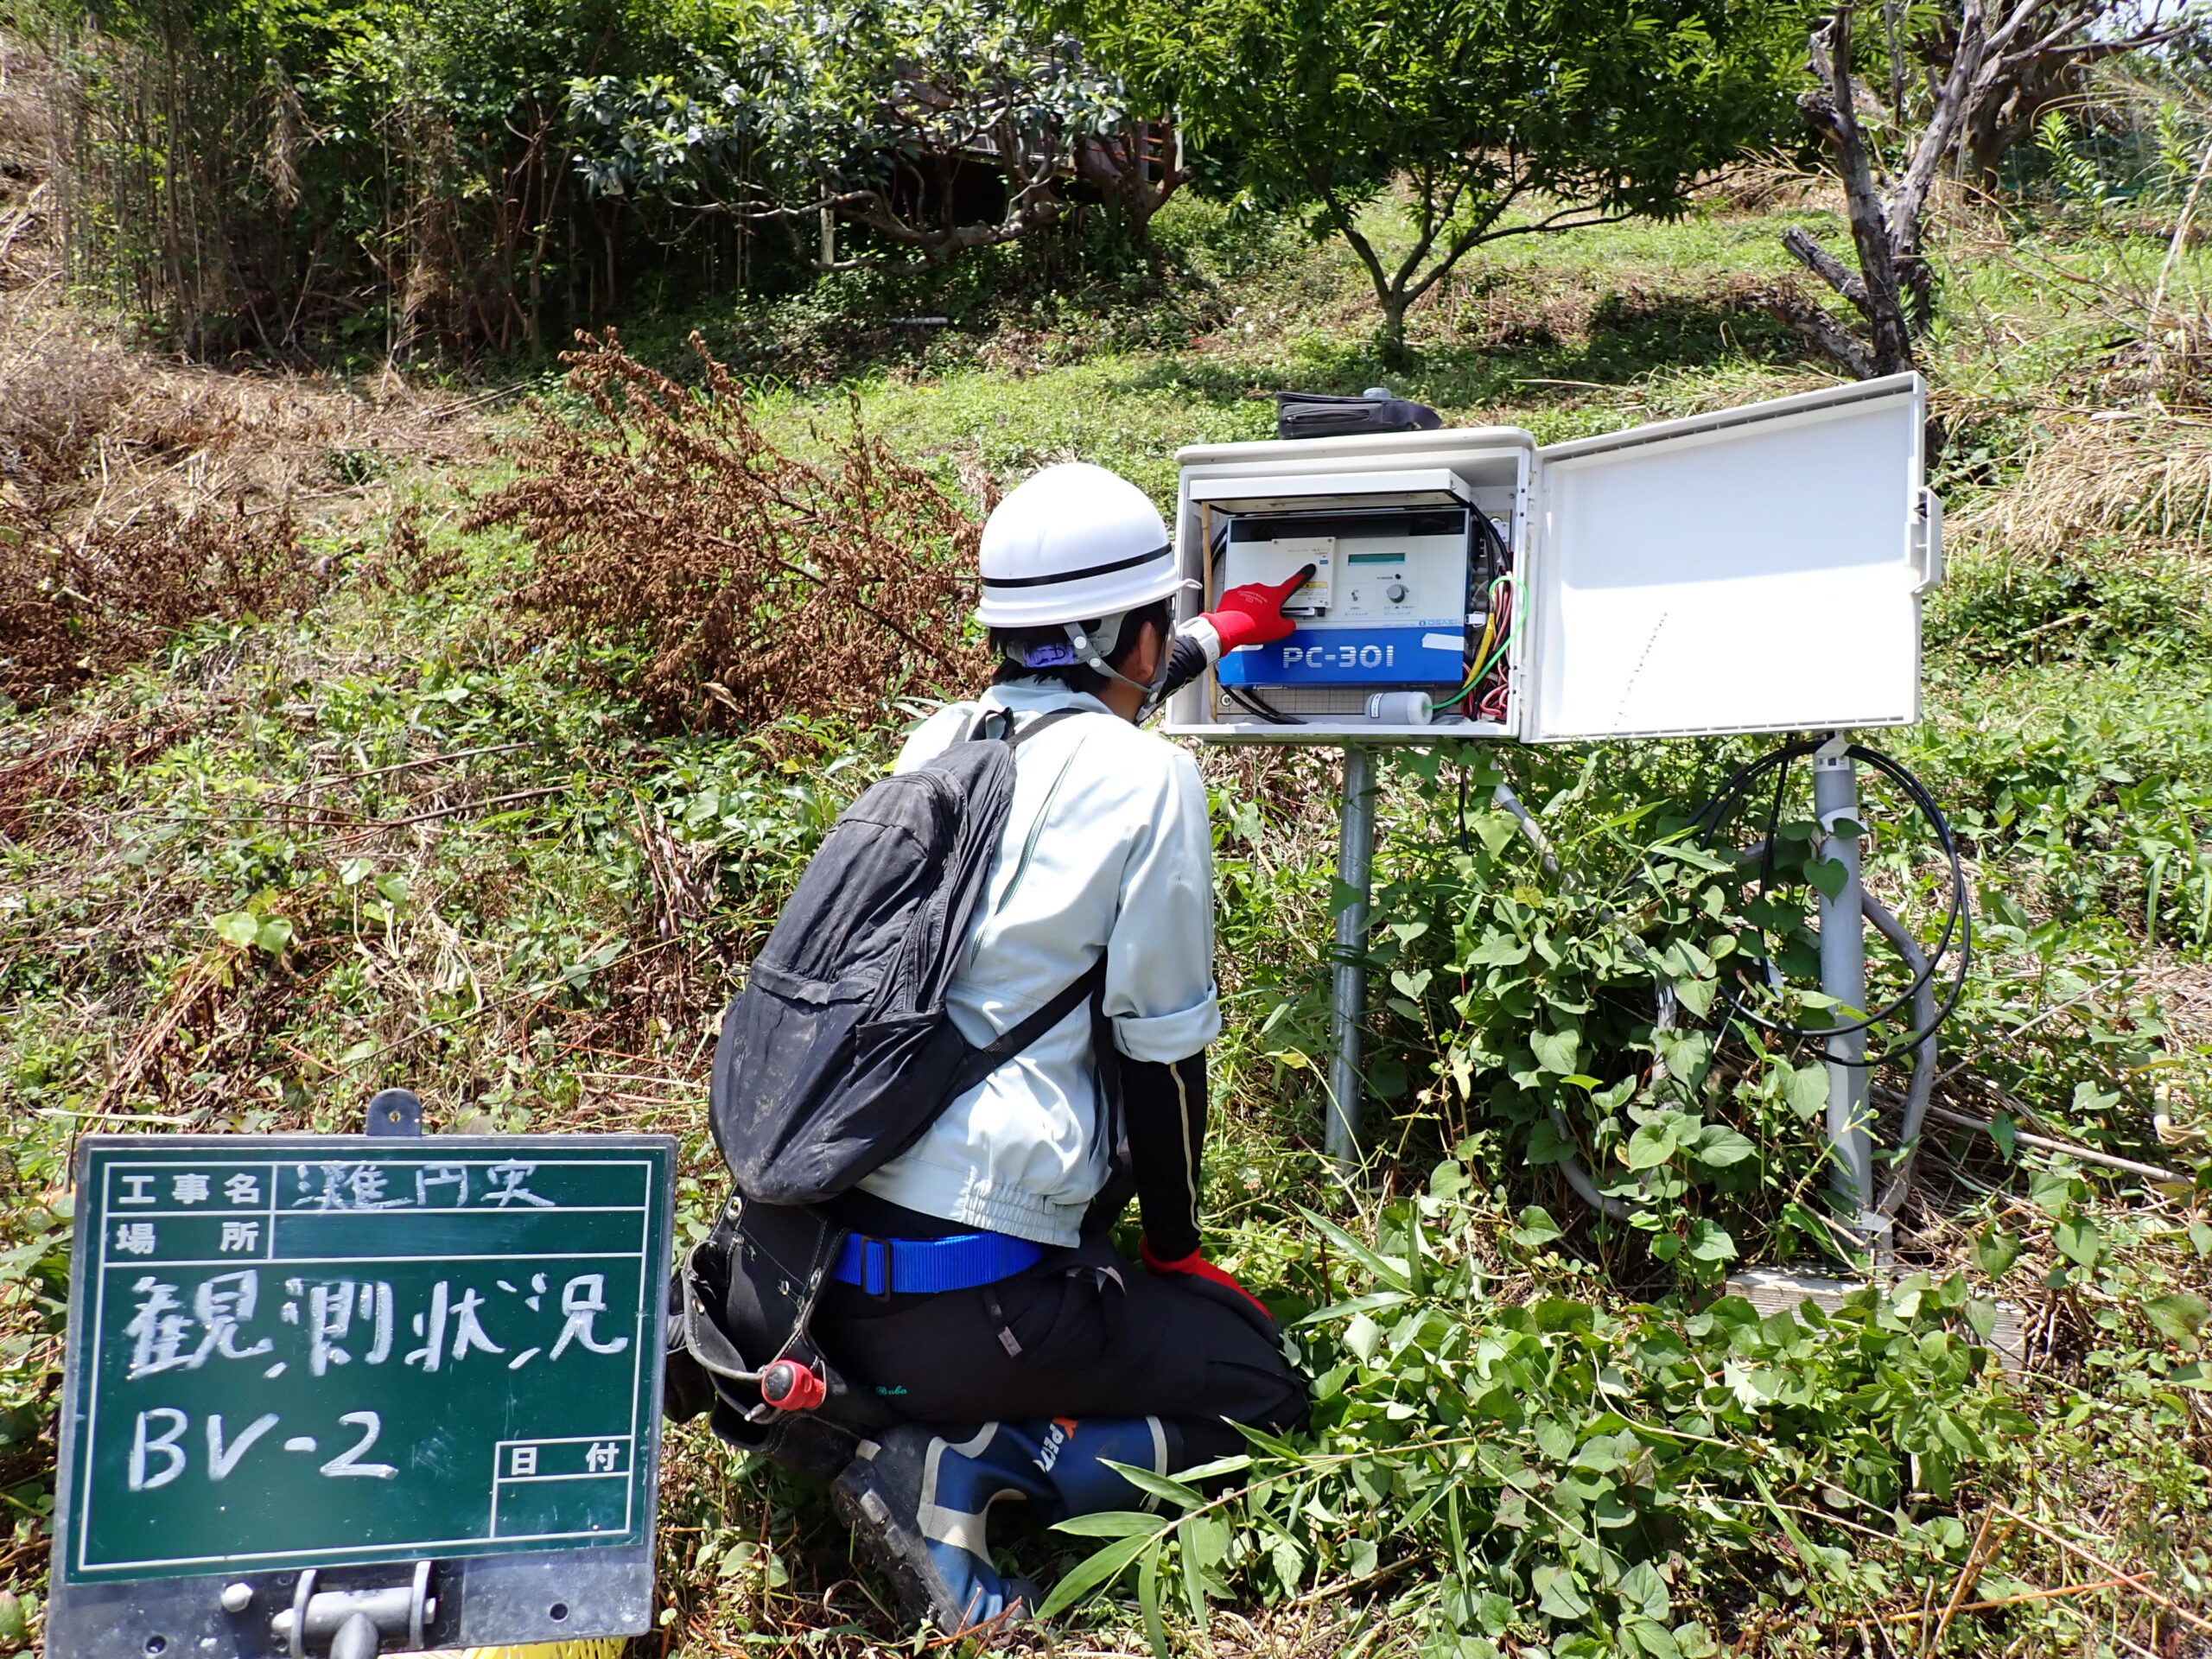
[1523,373,1938,742]
[1164,373,1941,746]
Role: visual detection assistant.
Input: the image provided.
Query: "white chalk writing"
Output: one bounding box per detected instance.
[548,1274,628,1360]
[481,1161,551,1208]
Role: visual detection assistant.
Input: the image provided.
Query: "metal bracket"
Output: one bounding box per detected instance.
[267,1562,434,1659]
[1326,746,1377,1173]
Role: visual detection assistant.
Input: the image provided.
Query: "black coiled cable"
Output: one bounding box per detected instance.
[1692,739,1972,1067]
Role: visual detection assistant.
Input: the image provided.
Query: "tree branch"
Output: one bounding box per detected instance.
[1754,284,1880,378]
[1782,225,1872,314]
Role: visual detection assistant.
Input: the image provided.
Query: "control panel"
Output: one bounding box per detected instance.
[1216,508,1472,688]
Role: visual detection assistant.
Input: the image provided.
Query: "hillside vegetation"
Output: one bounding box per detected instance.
[6,35,2212,1655]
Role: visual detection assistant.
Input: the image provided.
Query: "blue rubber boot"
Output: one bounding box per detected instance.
[832,1417,1175,1637]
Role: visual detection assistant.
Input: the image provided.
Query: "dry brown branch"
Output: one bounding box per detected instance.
[86,955,230,1118]
[1879,1572,2158,1623]
[1778,0,2183,381]
[1925,1510,2012,1649]
[324,784,575,846]
[470,330,990,731]
[1991,1504,2212,1637]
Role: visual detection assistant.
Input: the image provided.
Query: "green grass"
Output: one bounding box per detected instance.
[6,184,2212,1654]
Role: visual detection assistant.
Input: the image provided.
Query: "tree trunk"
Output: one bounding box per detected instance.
[1780,0,2175,382]
[1793,6,1916,378]
[1377,296,1412,369]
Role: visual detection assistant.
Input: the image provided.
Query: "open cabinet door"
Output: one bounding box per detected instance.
[1524,374,1938,742]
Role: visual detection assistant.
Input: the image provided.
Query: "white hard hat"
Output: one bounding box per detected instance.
[976,462,1184,627]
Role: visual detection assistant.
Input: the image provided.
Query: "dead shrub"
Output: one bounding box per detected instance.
[0,340,139,482]
[471,331,991,730]
[0,31,64,289]
[0,496,318,709]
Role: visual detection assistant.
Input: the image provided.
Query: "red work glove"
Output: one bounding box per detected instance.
[1141,1236,1272,1320]
[1199,563,1317,652]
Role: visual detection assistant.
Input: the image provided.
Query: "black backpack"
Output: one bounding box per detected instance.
[709,706,1107,1206]
[1274,390,1443,441]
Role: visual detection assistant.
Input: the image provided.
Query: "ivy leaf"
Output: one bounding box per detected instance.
[1270,1538,1305,1594]
[1531,1028,1580,1075]
[1532,1564,1592,1620]
[211,911,262,949]
[1344,1313,1382,1363]
[1526,1115,1576,1167]
[1672,976,1716,1020]
[2053,1217,2103,1268]
[1805,856,1849,899]
[1694,1127,1757,1167]
[1784,1062,1829,1122]
[1510,1205,1564,1249]
[1686,1218,1737,1263]
[1625,1119,1681,1170]
[1973,1225,2022,1278]
[2145,1292,2210,1344]
[1619,1558,1674,1619]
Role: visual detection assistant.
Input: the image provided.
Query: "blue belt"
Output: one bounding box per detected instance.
[832,1230,1046,1297]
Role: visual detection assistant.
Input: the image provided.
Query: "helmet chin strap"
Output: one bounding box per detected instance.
[1065,619,1170,721]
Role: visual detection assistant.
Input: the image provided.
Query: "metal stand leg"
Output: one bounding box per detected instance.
[1327,746,1376,1173]
[1813,734,1878,1245]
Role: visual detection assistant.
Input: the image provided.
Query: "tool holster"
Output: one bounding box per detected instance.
[664,1196,893,1479]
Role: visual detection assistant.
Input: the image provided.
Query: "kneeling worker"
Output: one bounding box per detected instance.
[795,462,1313,1631]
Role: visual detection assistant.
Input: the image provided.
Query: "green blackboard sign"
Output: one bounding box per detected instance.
[55,1135,675,1587]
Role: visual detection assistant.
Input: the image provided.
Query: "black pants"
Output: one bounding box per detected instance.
[812,1231,1310,1464]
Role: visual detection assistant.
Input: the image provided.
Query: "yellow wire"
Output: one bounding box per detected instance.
[448,1642,628,1659]
[1433,578,1510,712]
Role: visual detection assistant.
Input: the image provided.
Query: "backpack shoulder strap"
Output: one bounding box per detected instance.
[944,954,1109,1101]
[961,704,1096,747]
[1007,706,1094,747]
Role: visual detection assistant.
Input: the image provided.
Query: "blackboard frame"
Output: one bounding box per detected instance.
[46,1131,678,1659]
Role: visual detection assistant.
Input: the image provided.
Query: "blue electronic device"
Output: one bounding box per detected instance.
[1217,626,1465,686]
[1214,507,1473,689]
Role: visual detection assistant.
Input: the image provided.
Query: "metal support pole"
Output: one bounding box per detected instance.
[1327,746,1376,1172]
[1812,734,1876,1237]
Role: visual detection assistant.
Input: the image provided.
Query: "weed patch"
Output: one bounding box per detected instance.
[0,497,318,709]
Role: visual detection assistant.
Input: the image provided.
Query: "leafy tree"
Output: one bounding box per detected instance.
[1066,0,1804,362]
[569,0,1160,265]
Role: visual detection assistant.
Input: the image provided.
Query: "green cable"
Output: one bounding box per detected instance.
[1429,575,1516,713]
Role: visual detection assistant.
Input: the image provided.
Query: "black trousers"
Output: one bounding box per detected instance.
[811,1231,1310,1464]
